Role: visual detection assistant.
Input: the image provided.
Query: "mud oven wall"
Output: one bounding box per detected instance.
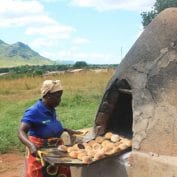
[93,8,177,177]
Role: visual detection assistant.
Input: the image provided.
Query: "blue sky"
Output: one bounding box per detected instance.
[0,0,156,64]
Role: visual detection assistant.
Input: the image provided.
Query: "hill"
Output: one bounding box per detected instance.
[0,40,54,67]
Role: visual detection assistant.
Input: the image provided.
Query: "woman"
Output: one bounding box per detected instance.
[18,80,79,177]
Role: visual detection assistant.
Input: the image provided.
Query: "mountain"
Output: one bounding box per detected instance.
[0,40,54,67]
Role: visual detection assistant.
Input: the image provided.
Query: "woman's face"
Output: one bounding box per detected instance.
[46,91,63,108]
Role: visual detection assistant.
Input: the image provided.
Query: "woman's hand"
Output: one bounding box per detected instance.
[18,122,38,156]
[29,143,38,157]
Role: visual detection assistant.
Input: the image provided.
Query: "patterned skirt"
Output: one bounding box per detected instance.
[25,136,71,177]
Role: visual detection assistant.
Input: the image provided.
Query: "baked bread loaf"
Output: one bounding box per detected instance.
[67,146,76,153]
[93,151,105,161]
[77,152,87,160]
[81,156,92,164]
[103,144,115,155]
[92,142,101,151]
[119,143,128,150]
[104,132,113,140]
[58,145,68,152]
[95,136,104,143]
[85,145,92,151]
[124,139,132,147]
[110,134,120,142]
[113,146,121,153]
[87,140,95,146]
[101,140,110,146]
[86,149,94,157]
[73,143,85,150]
[69,151,78,159]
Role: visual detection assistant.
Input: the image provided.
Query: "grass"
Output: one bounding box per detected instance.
[0,69,115,153]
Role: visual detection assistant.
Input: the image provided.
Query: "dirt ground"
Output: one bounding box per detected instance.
[0,152,24,177]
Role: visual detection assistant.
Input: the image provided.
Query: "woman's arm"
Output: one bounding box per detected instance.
[18,122,37,156]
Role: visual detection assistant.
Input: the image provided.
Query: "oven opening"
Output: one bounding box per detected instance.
[106,80,133,139]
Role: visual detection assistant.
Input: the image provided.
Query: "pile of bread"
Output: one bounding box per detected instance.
[58,132,132,164]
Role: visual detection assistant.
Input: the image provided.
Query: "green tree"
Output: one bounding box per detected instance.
[73,61,88,68]
[141,0,177,27]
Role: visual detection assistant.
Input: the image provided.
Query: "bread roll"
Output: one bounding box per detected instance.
[104,146,115,155]
[93,151,105,161]
[86,149,94,157]
[120,137,126,143]
[84,144,92,151]
[58,145,68,152]
[92,142,101,151]
[104,132,113,139]
[110,134,120,142]
[95,136,104,143]
[81,156,92,164]
[77,151,87,160]
[67,147,75,153]
[113,146,121,153]
[124,139,132,147]
[69,151,78,159]
[73,143,85,150]
[103,141,114,148]
[119,143,128,150]
[87,140,95,146]
[83,142,89,147]
[101,140,110,146]
[114,141,121,147]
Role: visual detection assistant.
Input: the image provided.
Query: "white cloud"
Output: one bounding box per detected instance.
[0,0,44,27]
[73,37,91,45]
[0,0,44,15]
[26,25,75,39]
[70,0,156,12]
[0,15,56,28]
[41,0,66,2]
[0,0,75,39]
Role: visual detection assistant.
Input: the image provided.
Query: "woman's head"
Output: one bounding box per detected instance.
[41,80,63,108]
